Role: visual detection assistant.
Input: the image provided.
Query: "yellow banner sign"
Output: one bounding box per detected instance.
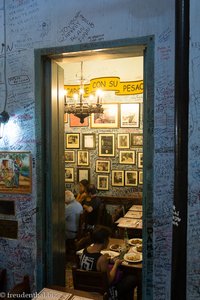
[65,77,143,97]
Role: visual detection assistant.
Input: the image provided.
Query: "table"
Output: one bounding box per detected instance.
[35,287,104,300]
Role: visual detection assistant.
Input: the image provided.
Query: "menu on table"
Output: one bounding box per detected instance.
[124,211,142,219]
[33,288,96,300]
[117,217,142,229]
[128,205,142,211]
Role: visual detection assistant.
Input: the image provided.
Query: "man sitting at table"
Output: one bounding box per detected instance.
[65,190,83,241]
[79,225,138,300]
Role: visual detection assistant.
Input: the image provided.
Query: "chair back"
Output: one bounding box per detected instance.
[72,266,109,296]
[76,211,88,240]
[7,275,30,300]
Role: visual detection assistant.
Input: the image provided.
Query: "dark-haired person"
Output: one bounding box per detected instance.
[82,184,100,229]
[80,225,138,300]
[76,179,89,204]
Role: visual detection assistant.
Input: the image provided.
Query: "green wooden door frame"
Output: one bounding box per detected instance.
[34,36,155,296]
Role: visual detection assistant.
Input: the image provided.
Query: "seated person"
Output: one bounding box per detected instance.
[82,184,100,229]
[76,179,89,204]
[79,225,138,300]
[65,190,83,240]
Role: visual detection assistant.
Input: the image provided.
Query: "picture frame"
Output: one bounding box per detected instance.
[130,133,143,147]
[138,171,143,185]
[125,170,138,186]
[65,167,74,182]
[98,133,115,157]
[77,150,89,166]
[82,133,96,149]
[111,170,124,186]
[117,133,130,149]
[64,113,68,123]
[119,150,135,164]
[66,133,80,149]
[91,103,119,128]
[137,152,143,168]
[95,160,111,173]
[69,114,89,127]
[77,168,90,183]
[97,175,109,190]
[120,103,140,128]
[0,151,32,194]
[65,150,75,163]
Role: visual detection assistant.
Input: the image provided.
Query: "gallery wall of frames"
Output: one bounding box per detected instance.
[64,102,143,197]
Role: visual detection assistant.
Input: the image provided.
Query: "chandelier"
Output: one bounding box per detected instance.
[64,62,104,123]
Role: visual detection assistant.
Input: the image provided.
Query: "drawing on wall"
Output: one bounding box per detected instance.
[0,152,32,194]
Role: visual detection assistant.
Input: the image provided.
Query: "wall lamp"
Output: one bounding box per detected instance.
[0,110,10,139]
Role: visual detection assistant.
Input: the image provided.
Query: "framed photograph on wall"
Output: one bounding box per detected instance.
[117,133,130,149]
[77,150,89,166]
[137,152,143,168]
[98,133,115,157]
[64,113,68,123]
[130,133,143,147]
[119,150,135,164]
[65,167,74,182]
[95,160,111,173]
[0,151,32,194]
[97,175,109,190]
[65,150,75,163]
[138,171,143,185]
[111,170,124,186]
[66,133,80,149]
[120,103,140,128]
[82,133,96,149]
[125,170,138,186]
[91,103,119,128]
[69,114,89,127]
[77,168,90,183]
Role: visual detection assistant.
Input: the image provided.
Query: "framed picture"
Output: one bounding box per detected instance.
[138,171,143,185]
[77,168,90,182]
[65,150,75,163]
[119,150,135,164]
[0,151,32,194]
[64,113,68,123]
[66,133,80,149]
[91,103,119,128]
[117,133,130,149]
[130,133,143,147]
[98,133,115,157]
[65,167,74,182]
[125,170,138,186]
[77,150,89,166]
[120,103,140,128]
[82,133,96,149]
[137,152,143,168]
[69,114,89,127]
[97,175,109,190]
[96,160,111,173]
[111,170,124,186]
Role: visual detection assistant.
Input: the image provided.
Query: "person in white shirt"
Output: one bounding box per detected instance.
[65,190,83,239]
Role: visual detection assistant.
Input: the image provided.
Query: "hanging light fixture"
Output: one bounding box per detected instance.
[0,0,10,139]
[64,61,104,123]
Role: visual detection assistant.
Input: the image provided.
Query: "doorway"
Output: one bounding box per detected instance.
[35,37,154,296]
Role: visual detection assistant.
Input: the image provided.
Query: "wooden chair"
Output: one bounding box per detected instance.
[71,266,109,299]
[6,275,30,300]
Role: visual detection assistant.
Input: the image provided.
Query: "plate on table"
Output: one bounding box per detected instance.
[128,238,142,246]
[109,244,122,252]
[101,250,119,259]
[124,252,142,263]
